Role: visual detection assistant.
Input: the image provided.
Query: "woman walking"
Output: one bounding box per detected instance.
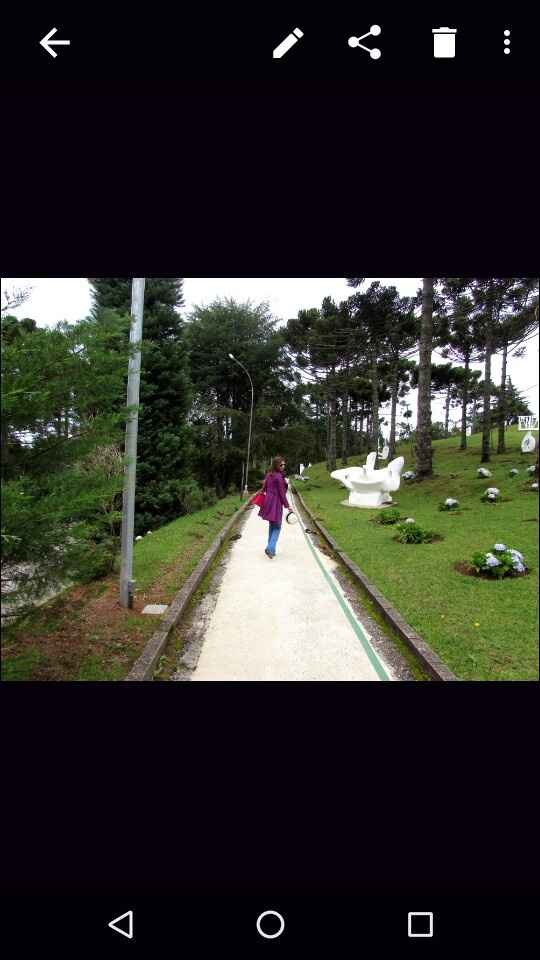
[258,455,291,558]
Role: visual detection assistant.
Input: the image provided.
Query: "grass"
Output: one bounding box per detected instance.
[296,426,539,681]
[1,494,242,681]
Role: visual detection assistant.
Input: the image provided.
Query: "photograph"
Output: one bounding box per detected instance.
[2,276,538,682]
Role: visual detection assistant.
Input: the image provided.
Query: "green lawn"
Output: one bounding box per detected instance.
[296,427,538,680]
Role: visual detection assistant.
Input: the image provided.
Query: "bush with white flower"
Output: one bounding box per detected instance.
[404,517,416,523]
[471,544,528,579]
[477,467,492,478]
[402,470,416,481]
[532,481,539,491]
[481,487,500,503]
[508,468,519,477]
[527,464,537,475]
[439,497,459,511]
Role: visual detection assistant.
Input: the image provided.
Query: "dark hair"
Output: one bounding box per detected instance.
[271,455,284,472]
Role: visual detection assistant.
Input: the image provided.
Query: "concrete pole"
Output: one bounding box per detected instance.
[119,278,145,608]
[229,354,254,500]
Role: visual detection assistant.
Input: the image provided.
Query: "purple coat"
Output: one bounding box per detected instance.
[259,471,290,524]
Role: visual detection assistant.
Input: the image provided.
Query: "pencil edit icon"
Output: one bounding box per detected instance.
[273,28,304,59]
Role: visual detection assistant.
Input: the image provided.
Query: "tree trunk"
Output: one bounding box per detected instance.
[497,340,508,454]
[341,387,349,465]
[460,355,469,450]
[444,386,451,437]
[328,377,337,472]
[358,407,364,454]
[371,352,379,450]
[481,287,494,463]
[1,418,11,477]
[471,398,478,434]
[389,366,399,460]
[415,278,434,479]
[325,396,331,470]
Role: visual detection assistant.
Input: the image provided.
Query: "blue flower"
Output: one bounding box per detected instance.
[509,549,524,561]
[512,560,526,574]
[493,543,507,552]
[485,555,500,567]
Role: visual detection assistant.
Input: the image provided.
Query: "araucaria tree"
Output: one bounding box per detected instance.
[89,278,194,532]
[415,278,434,478]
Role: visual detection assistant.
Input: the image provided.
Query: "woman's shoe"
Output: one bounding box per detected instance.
[265,548,274,559]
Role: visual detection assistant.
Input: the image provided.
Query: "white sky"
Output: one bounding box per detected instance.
[3,278,538,430]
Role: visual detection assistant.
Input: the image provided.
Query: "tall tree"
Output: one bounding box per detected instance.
[415,279,434,478]
[439,279,484,450]
[88,278,194,532]
[493,280,538,452]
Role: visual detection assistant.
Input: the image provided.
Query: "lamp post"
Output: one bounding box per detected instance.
[119,278,145,608]
[229,353,253,500]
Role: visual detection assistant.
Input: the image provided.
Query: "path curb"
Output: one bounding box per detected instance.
[292,486,458,682]
[125,501,250,681]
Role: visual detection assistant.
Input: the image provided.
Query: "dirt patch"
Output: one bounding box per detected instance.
[454,561,530,580]
[522,517,539,522]
[1,575,154,680]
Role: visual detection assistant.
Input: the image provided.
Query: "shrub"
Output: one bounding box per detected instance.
[203,487,218,507]
[373,508,401,525]
[394,521,438,543]
[527,464,537,475]
[471,544,528,579]
[439,498,459,511]
[477,467,492,478]
[481,487,500,503]
[402,470,416,481]
[509,468,519,477]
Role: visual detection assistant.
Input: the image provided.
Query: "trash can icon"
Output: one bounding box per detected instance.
[432,27,457,58]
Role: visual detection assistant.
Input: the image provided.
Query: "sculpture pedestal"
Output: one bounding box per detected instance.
[340,495,394,509]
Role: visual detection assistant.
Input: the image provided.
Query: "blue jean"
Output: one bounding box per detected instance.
[267,522,282,556]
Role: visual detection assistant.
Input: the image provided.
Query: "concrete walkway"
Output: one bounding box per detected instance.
[190,490,395,681]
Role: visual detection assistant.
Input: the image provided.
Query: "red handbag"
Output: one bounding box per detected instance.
[250,491,266,507]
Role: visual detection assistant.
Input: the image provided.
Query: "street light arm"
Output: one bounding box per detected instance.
[229,353,254,497]
[230,353,253,390]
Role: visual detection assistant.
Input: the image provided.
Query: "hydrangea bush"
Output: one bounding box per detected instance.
[527,464,537,475]
[477,467,492,478]
[395,521,438,544]
[481,487,500,503]
[373,507,401,525]
[402,470,416,481]
[471,543,528,579]
[509,468,519,477]
[439,497,459,511]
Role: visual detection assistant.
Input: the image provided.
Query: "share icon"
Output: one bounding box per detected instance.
[347,25,382,59]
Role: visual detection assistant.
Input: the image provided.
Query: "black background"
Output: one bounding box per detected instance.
[1,2,538,955]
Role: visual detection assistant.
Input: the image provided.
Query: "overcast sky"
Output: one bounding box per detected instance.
[3,278,538,430]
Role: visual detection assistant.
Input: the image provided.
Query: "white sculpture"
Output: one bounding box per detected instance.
[521,431,536,453]
[377,444,389,460]
[331,454,405,508]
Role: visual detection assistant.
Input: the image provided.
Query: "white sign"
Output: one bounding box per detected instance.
[518,416,539,431]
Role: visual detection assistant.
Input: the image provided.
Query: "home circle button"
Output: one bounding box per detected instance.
[256,910,285,939]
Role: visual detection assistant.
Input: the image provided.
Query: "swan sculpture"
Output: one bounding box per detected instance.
[331,454,405,508]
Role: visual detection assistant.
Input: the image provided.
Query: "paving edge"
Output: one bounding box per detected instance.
[292,485,459,682]
[124,501,250,681]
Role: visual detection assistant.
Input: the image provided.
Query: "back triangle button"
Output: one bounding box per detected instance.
[108,910,134,939]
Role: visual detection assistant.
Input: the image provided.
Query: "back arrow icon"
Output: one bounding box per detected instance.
[108,910,134,939]
[40,28,71,58]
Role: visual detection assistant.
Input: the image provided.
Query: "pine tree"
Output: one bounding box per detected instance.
[88,278,194,533]
[415,279,434,478]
